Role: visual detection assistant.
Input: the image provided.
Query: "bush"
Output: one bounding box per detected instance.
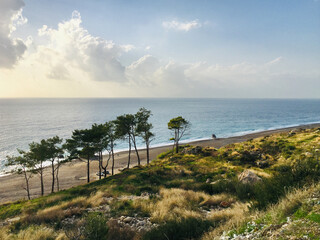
[158,149,173,159]
[83,213,108,240]
[252,155,320,209]
[143,217,213,240]
[106,219,139,240]
[110,200,135,217]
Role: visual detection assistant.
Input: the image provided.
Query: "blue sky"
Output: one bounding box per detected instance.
[0,0,319,98]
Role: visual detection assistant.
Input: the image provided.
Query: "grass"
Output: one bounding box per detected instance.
[215,182,320,239]
[0,127,319,240]
[143,217,213,240]
[0,225,67,240]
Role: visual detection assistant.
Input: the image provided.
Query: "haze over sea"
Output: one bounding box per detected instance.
[1,98,319,174]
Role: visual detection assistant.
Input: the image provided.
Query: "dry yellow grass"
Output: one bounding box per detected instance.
[200,193,234,207]
[144,188,234,222]
[262,183,320,223]
[202,203,250,240]
[249,169,271,178]
[0,226,68,240]
[44,195,65,205]
[23,196,89,224]
[60,196,89,209]
[202,183,320,239]
[87,191,110,207]
[0,228,10,240]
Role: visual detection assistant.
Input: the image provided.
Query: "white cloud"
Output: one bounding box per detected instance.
[266,56,282,65]
[34,10,130,82]
[1,6,318,98]
[162,19,201,32]
[0,0,27,68]
[126,55,160,86]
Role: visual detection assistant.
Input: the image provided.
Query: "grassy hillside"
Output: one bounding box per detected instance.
[0,128,319,240]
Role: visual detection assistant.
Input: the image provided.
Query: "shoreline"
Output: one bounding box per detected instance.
[95,121,320,156]
[1,121,319,176]
[0,122,320,203]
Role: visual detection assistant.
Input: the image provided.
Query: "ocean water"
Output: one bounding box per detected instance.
[0,98,320,173]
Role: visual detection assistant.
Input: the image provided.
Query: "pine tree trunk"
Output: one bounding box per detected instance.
[40,171,44,196]
[111,144,115,176]
[56,165,60,192]
[146,142,150,165]
[99,151,102,180]
[51,160,55,193]
[132,135,141,165]
[127,137,131,169]
[24,170,31,200]
[87,155,90,183]
[175,129,179,153]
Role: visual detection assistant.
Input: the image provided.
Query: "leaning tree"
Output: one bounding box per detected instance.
[168,116,190,153]
[115,114,137,168]
[46,136,64,193]
[64,128,96,183]
[103,121,118,176]
[6,150,36,200]
[136,108,154,164]
[27,140,48,196]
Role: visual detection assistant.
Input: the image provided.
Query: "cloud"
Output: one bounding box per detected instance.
[123,56,292,97]
[126,55,160,86]
[1,7,318,98]
[34,11,131,82]
[162,19,201,32]
[266,56,282,65]
[0,0,27,68]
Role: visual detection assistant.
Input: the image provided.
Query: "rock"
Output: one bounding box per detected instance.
[288,131,296,137]
[305,152,313,157]
[212,134,217,139]
[123,216,133,223]
[182,146,203,155]
[7,217,20,223]
[220,201,231,208]
[238,170,262,185]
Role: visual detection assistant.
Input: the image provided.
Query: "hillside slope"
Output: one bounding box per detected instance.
[0,128,319,240]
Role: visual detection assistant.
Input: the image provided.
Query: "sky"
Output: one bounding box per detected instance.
[0,0,319,98]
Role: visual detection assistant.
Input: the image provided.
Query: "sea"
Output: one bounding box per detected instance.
[0,98,320,174]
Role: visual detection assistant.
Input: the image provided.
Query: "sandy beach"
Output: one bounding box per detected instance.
[1,123,319,203]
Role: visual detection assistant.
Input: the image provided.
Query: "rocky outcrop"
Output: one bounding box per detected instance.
[182,146,203,155]
[116,215,158,232]
[238,170,262,185]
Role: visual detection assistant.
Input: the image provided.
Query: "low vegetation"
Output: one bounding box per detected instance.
[0,128,319,239]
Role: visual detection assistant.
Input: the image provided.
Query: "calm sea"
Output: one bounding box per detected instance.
[1,98,320,173]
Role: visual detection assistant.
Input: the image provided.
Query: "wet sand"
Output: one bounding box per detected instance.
[1,123,319,203]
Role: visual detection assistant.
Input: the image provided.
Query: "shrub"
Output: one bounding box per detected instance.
[106,219,139,240]
[157,149,173,159]
[110,199,135,217]
[83,213,109,240]
[143,217,213,240]
[307,213,320,224]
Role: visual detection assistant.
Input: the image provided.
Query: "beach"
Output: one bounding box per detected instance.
[0,122,319,203]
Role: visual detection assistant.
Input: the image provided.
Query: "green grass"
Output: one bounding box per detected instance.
[307,213,320,224]
[0,127,320,240]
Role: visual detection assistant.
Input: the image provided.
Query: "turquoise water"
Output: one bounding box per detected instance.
[0,98,320,173]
